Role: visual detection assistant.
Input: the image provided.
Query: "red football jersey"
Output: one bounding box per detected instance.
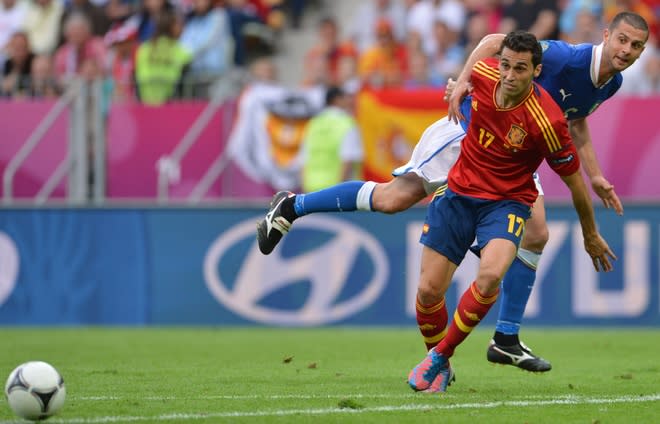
[449,58,580,206]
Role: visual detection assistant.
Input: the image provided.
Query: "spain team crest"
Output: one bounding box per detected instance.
[506,124,527,148]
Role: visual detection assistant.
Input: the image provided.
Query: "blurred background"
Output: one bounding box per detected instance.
[0,0,658,327]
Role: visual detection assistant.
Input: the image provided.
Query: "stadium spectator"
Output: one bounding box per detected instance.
[104,21,138,101]
[304,16,357,86]
[179,0,233,98]
[358,18,408,88]
[105,0,140,23]
[461,0,503,35]
[259,0,286,32]
[226,0,273,66]
[403,50,436,88]
[561,8,603,44]
[299,85,363,193]
[132,0,176,42]
[427,14,464,86]
[28,53,61,98]
[558,0,602,41]
[53,12,107,86]
[248,54,277,83]
[1,32,35,97]
[300,48,329,88]
[135,9,192,105]
[348,0,407,53]
[498,0,560,41]
[60,0,112,41]
[23,0,64,55]
[0,0,28,62]
[461,11,490,55]
[282,0,306,29]
[407,0,465,57]
[404,27,423,56]
[335,54,360,94]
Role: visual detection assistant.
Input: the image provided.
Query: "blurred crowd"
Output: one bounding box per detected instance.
[0,0,659,105]
[292,0,660,96]
[0,0,305,104]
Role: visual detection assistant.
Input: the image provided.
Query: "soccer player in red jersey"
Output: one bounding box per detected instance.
[407,31,616,393]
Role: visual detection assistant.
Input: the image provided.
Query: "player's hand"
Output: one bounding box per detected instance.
[591,175,623,215]
[583,232,616,272]
[446,79,472,124]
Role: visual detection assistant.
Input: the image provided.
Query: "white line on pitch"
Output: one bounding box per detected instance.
[70,393,613,401]
[23,393,660,423]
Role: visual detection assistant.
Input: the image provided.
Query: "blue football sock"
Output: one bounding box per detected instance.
[495,256,537,336]
[294,181,365,217]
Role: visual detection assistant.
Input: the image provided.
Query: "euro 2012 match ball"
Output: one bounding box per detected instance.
[5,361,66,421]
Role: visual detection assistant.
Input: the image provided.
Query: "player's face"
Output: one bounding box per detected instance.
[498,48,542,99]
[603,21,647,72]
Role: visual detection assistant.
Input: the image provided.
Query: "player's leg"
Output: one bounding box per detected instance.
[408,245,457,392]
[408,189,474,392]
[435,198,529,363]
[371,172,430,213]
[255,175,427,255]
[488,192,552,372]
[256,117,465,255]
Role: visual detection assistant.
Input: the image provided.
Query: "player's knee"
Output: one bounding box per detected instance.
[475,271,505,295]
[372,178,425,214]
[416,285,443,305]
[372,195,410,214]
[372,187,416,214]
[521,226,549,251]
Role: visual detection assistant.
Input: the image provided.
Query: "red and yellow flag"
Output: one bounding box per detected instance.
[356,88,448,182]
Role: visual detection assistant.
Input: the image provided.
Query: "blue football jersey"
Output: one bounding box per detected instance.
[535,40,622,120]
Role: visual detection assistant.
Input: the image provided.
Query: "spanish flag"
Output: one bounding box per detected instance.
[356,88,448,182]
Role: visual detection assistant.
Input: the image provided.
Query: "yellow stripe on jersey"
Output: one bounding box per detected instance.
[432,183,448,199]
[473,61,499,82]
[525,96,561,152]
[474,61,500,78]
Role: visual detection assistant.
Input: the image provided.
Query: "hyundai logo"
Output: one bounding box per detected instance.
[0,232,19,307]
[204,215,389,325]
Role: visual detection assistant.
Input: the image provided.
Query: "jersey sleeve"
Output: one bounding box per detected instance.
[542,112,580,177]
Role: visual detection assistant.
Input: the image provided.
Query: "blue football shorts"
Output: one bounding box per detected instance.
[420,188,532,265]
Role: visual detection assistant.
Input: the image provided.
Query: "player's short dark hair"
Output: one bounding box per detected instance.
[500,31,542,67]
[610,12,649,40]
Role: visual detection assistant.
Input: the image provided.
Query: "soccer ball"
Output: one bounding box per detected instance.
[5,361,66,421]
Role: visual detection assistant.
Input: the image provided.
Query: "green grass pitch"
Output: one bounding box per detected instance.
[1,327,659,423]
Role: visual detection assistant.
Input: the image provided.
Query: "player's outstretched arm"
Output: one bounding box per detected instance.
[560,171,617,272]
[447,33,505,124]
[568,118,624,215]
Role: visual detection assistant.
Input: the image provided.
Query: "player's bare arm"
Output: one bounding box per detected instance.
[568,118,623,215]
[447,33,505,124]
[560,171,617,272]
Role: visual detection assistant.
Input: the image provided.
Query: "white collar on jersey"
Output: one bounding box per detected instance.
[591,43,614,88]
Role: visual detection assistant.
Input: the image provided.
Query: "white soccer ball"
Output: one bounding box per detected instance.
[5,361,66,421]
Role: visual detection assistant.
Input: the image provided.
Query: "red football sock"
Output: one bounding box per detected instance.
[416,296,448,351]
[436,282,498,357]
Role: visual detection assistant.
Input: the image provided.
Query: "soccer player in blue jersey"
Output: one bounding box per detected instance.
[256,12,649,371]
